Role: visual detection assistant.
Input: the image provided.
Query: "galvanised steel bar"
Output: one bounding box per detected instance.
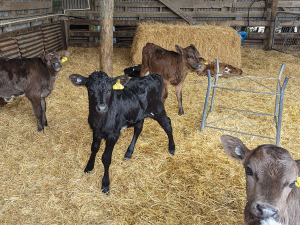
[209,59,220,113]
[274,64,285,125]
[214,106,274,117]
[205,126,276,140]
[200,70,212,131]
[276,76,289,146]
[211,86,280,95]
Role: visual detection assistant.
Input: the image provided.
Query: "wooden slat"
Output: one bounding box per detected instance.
[158,0,197,25]
[0,1,52,11]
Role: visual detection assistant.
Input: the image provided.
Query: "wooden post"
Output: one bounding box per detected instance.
[99,0,114,77]
[266,0,278,50]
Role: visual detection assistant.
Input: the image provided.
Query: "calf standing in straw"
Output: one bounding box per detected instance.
[221,135,300,225]
[69,72,175,193]
[140,43,202,115]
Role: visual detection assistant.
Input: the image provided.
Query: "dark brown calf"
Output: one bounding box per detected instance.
[221,135,300,225]
[140,43,201,115]
[197,57,243,77]
[0,51,70,131]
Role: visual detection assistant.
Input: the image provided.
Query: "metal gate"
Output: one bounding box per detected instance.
[272,12,300,57]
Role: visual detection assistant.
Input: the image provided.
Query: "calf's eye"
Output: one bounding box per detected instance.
[289,181,296,188]
[187,54,191,59]
[246,166,253,176]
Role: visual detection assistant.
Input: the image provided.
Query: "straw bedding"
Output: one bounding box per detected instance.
[1,46,300,224]
[131,23,242,68]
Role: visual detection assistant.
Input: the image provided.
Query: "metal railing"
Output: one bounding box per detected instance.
[200,59,289,146]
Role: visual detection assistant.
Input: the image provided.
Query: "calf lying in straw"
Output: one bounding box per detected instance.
[197,57,243,77]
[221,135,300,225]
[140,43,202,115]
[69,72,175,193]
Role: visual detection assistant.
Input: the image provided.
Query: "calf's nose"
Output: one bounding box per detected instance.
[254,203,279,219]
[96,104,107,113]
[196,63,202,69]
[53,62,61,67]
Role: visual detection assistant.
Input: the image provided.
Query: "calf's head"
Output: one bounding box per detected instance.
[175,44,201,71]
[69,71,129,114]
[221,135,300,225]
[42,51,70,72]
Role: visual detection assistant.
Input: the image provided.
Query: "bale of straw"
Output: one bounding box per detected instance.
[131,23,242,68]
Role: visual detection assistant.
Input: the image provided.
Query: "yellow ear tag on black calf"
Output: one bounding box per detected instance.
[204,62,209,65]
[296,177,300,188]
[113,79,124,90]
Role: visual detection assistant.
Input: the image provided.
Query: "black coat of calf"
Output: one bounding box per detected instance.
[0,51,70,131]
[69,72,175,193]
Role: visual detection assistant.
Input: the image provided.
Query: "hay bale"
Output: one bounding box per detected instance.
[131,23,242,68]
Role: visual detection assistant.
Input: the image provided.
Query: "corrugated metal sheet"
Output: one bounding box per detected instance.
[0,38,21,59]
[41,22,63,52]
[16,29,45,58]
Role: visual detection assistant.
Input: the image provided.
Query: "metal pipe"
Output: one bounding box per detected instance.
[200,70,212,131]
[274,64,285,124]
[209,59,219,113]
[276,76,289,146]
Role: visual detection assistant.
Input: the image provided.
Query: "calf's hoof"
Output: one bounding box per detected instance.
[178,109,184,116]
[169,149,175,155]
[101,186,110,194]
[38,126,44,132]
[84,164,94,173]
[124,152,132,160]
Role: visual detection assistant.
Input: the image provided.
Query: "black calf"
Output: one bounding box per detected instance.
[69,72,175,193]
[124,65,141,77]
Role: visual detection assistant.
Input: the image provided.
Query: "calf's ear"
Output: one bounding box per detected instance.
[175,45,183,55]
[69,74,87,86]
[113,75,129,86]
[295,160,300,176]
[221,135,250,162]
[61,51,70,58]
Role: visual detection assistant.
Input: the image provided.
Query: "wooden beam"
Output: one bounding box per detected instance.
[158,0,197,25]
[266,0,278,50]
[99,0,114,77]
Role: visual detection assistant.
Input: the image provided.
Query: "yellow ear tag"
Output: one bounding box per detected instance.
[295,177,300,188]
[113,79,124,90]
[61,57,68,63]
[204,62,209,65]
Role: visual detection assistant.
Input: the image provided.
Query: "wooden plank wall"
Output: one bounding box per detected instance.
[66,0,300,49]
[0,0,53,20]
[0,21,65,59]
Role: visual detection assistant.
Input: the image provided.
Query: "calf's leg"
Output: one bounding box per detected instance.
[124,120,144,159]
[153,105,175,155]
[175,83,184,115]
[85,132,102,173]
[28,95,44,131]
[140,63,148,77]
[0,97,7,107]
[161,83,168,104]
[102,138,118,193]
[41,97,47,126]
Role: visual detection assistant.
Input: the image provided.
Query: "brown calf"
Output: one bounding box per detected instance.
[140,43,201,115]
[197,57,243,77]
[221,135,300,225]
[0,51,70,131]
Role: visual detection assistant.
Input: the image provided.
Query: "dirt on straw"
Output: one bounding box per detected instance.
[1,46,300,224]
[131,22,242,68]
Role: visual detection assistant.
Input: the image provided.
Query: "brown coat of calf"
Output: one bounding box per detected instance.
[197,57,242,77]
[221,135,300,225]
[140,43,201,115]
[0,51,70,131]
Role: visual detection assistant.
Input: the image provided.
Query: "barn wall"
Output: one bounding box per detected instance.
[64,0,300,49]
